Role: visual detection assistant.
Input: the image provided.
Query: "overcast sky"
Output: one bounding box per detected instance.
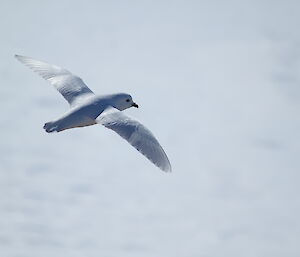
[0,1,300,257]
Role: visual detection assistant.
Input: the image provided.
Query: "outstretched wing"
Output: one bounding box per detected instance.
[97,107,171,172]
[15,55,94,107]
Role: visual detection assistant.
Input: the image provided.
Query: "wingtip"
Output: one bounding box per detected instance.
[15,54,29,61]
[162,164,172,173]
[15,55,35,66]
[163,156,172,172]
[166,167,172,173]
[14,54,23,61]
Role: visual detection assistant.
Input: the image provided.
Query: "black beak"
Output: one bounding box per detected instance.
[132,102,139,108]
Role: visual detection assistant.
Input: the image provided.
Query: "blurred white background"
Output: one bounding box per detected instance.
[0,1,300,257]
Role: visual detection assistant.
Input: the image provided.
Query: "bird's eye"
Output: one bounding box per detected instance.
[126,99,130,102]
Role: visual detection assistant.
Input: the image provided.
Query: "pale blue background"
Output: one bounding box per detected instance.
[0,1,300,257]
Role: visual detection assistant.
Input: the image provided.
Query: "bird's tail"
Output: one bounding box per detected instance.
[43,121,58,133]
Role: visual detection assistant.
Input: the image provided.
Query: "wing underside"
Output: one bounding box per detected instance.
[15,55,94,106]
[97,107,171,172]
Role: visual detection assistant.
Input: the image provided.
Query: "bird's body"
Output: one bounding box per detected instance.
[15,55,171,172]
[44,95,117,132]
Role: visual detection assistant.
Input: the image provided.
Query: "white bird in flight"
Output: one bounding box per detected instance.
[15,55,171,172]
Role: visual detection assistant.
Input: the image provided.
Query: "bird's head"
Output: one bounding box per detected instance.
[111,93,139,111]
